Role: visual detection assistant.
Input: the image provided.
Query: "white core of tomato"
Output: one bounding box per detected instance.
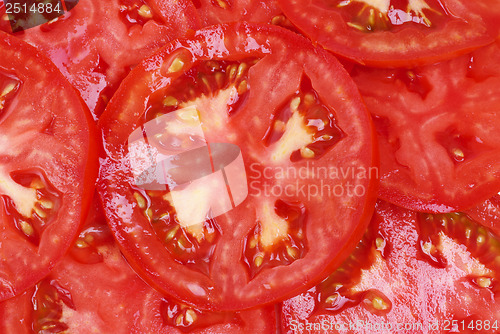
[0,167,37,218]
[270,110,314,163]
[257,201,289,249]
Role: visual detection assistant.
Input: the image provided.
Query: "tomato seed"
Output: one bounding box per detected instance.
[75,239,88,248]
[133,192,146,209]
[372,296,389,310]
[214,0,229,9]
[254,255,264,267]
[33,206,47,219]
[30,179,45,189]
[162,96,178,107]
[375,237,385,250]
[286,246,298,259]
[185,309,197,324]
[138,5,152,19]
[39,199,54,210]
[168,57,185,73]
[1,83,16,97]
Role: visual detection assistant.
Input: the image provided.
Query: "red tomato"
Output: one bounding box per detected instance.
[466,193,500,237]
[277,0,495,67]
[16,0,199,119]
[0,31,97,301]
[0,196,276,334]
[351,40,500,213]
[193,0,281,26]
[98,22,377,310]
[281,201,500,334]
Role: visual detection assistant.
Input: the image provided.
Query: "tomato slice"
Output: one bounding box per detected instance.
[0,196,277,334]
[0,31,97,301]
[98,22,377,310]
[193,0,280,26]
[277,0,495,67]
[15,0,199,119]
[281,200,500,333]
[351,40,500,213]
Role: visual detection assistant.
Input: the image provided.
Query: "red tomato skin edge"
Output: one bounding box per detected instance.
[0,32,99,299]
[97,22,380,310]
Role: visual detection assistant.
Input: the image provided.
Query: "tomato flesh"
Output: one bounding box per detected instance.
[277,0,495,67]
[98,22,377,310]
[351,40,500,212]
[281,201,500,333]
[0,31,97,301]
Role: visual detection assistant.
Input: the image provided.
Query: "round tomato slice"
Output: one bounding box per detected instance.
[193,0,281,26]
[0,31,97,301]
[98,22,377,310]
[0,196,277,334]
[277,0,495,67]
[282,201,500,334]
[351,40,500,213]
[16,0,199,119]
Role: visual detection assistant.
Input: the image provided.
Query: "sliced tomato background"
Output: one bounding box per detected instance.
[99,22,377,310]
[15,0,199,119]
[192,0,280,26]
[277,0,495,67]
[0,195,277,333]
[281,200,500,334]
[351,39,500,213]
[0,31,97,301]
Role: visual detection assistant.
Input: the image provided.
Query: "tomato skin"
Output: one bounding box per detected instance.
[16,0,199,119]
[99,22,377,310]
[277,0,495,68]
[281,201,500,334]
[0,31,97,301]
